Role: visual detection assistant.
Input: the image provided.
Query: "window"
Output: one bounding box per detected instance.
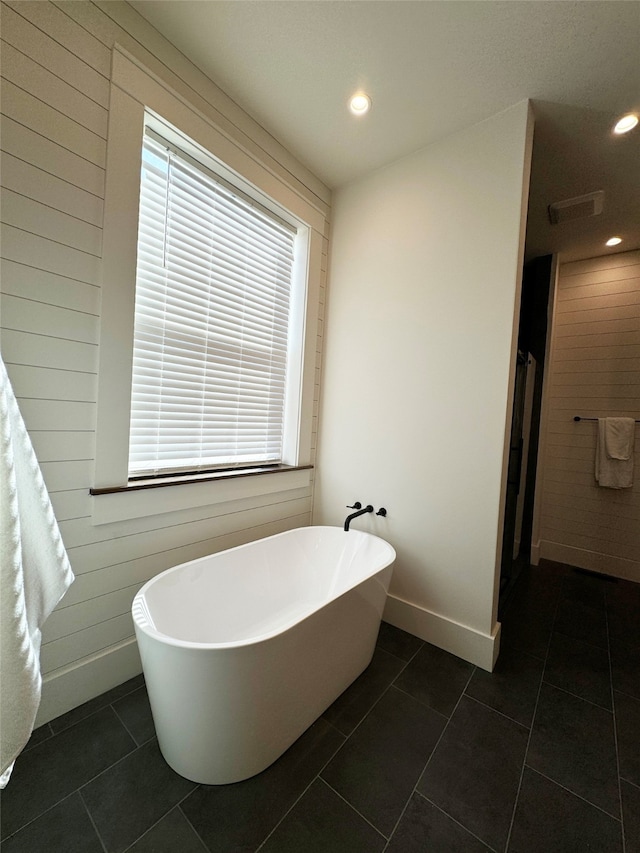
[129,129,298,478]
[93,47,324,523]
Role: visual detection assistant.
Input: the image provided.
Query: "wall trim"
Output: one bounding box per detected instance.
[530,539,541,565]
[538,540,640,583]
[36,639,142,726]
[382,595,501,672]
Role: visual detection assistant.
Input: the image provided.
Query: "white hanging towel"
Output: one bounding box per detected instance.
[0,355,74,787]
[595,417,636,489]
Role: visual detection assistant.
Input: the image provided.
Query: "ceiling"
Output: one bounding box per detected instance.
[130,1,640,263]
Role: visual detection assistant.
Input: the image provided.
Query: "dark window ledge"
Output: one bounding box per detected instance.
[90,464,313,496]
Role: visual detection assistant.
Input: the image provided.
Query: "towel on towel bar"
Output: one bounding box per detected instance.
[595,417,636,489]
[1,356,74,787]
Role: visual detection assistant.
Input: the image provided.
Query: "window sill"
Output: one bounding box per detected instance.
[90,465,313,526]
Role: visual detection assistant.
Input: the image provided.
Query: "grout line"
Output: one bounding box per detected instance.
[253,724,350,852]
[0,698,140,844]
[78,788,109,853]
[620,776,640,791]
[399,638,426,666]
[523,765,623,823]
[612,685,640,703]
[381,666,477,852]
[256,639,424,853]
[417,666,476,780]
[76,737,149,798]
[110,700,143,748]
[503,576,560,853]
[461,693,531,731]
[50,677,145,733]
[177,796,211,853]
[539,680,615,714]
[606,604,626,852]
[23,721,54,750]
[414,791,499,853]
[0,792,73,847]
[390,682,450,723]
[552,626,610,654]
[120,797,202,853]
[6,585,634,852]
[317,777,389,840]
[79,745,199,853]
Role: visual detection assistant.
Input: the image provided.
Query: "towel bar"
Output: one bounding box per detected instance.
[573,416,640,423]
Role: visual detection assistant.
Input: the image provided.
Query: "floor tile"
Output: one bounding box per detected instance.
[544,632,612,709]
[2,557,635,853]
[321,685,446,836]
[376,621,424,661]
[527,683,619,817]
[49,675,145,734]
[465,644,543,727]
[608,596,640,652]
[607,576,640,596]
[531,560,570,586]
[606,578,640,612]
[508,569,562,622]
[561,570,610,611]
[621,780,640,853]
[507,767,623,853]
[0,707,135,840]
[393,643,474,717]
[610,640,640,700]
[615,691,640,787]
[322,647,405,736]
[418,695,528,851]
[21,723,53,753]
[112,686,156,745]
[385,792,492,853]
[259,779,386,853]
[499,606,553,661]
[127,807,208,852]
[553,599,608,649]
[80,739,196,853]
[180,718,344,853]
[1,792,104,853]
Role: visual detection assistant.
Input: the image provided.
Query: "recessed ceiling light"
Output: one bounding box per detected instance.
[606,236,622,247]
[613,114,638,134]
[349,93,371,116]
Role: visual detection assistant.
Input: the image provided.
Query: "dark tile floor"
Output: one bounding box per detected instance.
[2,559,639,852]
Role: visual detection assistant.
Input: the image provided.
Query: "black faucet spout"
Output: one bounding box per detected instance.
[344,504,374,531]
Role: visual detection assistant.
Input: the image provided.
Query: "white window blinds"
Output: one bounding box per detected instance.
[129,130,296,477]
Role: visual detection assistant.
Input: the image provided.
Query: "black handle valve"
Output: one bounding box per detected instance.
[346,502,362,509]
[376,507,387,517]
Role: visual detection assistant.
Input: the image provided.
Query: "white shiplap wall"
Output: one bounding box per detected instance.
[537,250,640,581]
[0,0,330,722]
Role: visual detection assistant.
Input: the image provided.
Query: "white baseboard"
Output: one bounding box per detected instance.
[530,540,541,565]
[36,638,142,726]
[382,594,501,672]
[538,540,640,583]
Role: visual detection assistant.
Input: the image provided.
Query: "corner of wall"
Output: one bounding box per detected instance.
[383,595,501,672]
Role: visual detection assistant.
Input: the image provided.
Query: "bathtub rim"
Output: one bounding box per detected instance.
[132,525,396,651]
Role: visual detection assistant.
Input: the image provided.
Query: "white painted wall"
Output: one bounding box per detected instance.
[535,250,640,580]
[0,0,330,722]
[313,102,533,669]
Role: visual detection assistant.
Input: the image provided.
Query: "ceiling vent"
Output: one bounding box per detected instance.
[548,190,604,225]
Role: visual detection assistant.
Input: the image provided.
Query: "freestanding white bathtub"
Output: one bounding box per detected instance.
[132,525,395,784]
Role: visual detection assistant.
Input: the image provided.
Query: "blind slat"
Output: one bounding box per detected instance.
[129,130,296,476]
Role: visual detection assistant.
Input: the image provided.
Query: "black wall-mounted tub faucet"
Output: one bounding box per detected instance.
[344,503,374,531]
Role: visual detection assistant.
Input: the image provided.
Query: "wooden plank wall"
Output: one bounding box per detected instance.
[537,250,640,580]
[0,0,330,720]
